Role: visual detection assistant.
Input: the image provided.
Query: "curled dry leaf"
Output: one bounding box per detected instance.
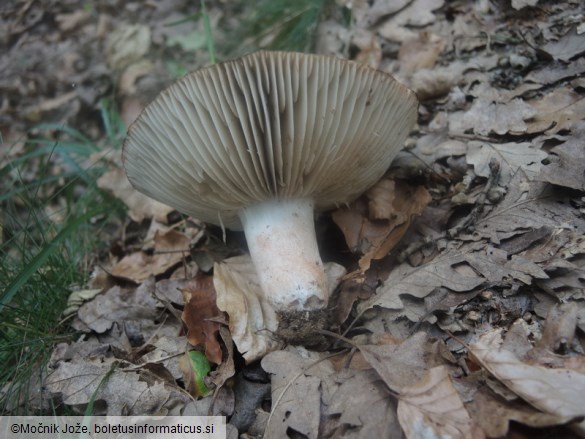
[397,366,483,439]
[181,275,223,365]
[470,330,585,434]
[214,255,283,364]
[110,229,191,283]
[332,179,431,273]
[215,255,345,363]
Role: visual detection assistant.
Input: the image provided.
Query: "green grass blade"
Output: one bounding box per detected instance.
[0,207,105,310]
[201,0,216,64]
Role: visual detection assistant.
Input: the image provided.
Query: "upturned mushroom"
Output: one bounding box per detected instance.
[123,51,418,313]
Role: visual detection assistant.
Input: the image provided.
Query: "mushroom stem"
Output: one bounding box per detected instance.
[239,198,328,312]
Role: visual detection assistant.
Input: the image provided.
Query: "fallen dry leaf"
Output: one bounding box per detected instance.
[97,167,174,223]
[359,251,485,312]
[214,255,283,364]
[464,382,577,437]
[466,141,547,184]
[475,170,585,244]
[397,366,482,439]
[75,278,161,334]
[261,349,333,439]
[332,179,431,273]
[526,87,585,134]
[470,330,585,434]
[325,368,402,438]
[106,23,151,70]
[215,255,345,363]
[543,26,585,62]
[450,98,536,136]
[181,275,223,365]
[46,357,171,415]
[535,302,579,354]
[378,0,444,42]
[110,229,191,283]
[536,128,585,190]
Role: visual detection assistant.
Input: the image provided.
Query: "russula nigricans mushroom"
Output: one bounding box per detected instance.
[123,51,418,313]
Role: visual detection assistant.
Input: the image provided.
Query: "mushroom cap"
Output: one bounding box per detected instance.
[123,51,418,229]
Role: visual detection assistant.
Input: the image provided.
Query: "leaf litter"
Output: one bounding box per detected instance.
[5,0,585,437]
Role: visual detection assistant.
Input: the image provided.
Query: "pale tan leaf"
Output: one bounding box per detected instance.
[110,229,191,283]
[397,366,483,439]
[470,330,585,422]
[76,279,161,334]
[325,368,402,438]
[262,348,333,439]
[214,255,283,363]
[465,383,577,437]
[214,256,344,363]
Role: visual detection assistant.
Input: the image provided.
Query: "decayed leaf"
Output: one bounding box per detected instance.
[261,349,333,439]
[536,130,585,191]
[470,330,585,432]
[465,383,577,437]
[110,229,191,283]
[97,167,173,223]
[352,0,412,28]
[181,275,223,365]
[535,302,579,354]
[209,326,236,390]
[359,251,485,312]
[397,366,482,439]
[511,0,538,10]
[214,255,283,363]
[450,98,536,136]
[325,368,402,438]
[526,87,585,134]
[475,170,585,244]
[378,0,444,42]
[358,332,437,390]
[106,23,151,70]
[332,179,431,273]
[46,358,170,415]
[75,279,161,334]
[466,141,547,184]
[139,335,188,380]
[543,27,585,62]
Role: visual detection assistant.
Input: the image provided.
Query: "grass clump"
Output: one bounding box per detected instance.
[0,103,126,414]
[227,0,339,55]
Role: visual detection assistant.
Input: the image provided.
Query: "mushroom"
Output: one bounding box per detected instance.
[123,51,418,313]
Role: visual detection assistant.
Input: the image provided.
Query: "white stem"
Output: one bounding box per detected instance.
[239,199,328,311]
